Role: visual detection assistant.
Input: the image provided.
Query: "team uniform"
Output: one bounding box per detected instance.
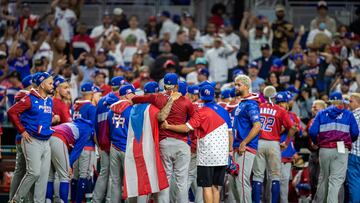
[229,94,261,203]
[53,97,72,124]
[8,88,54,203]
[106,99,132,202]
[46,118,94,203]
[186,101,231,187]
[71,100,97,203]
[252,102,294,203]
[132,92,194,203]
[309,105,359,203]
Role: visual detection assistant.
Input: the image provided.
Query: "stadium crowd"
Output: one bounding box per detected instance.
[0,0,360,202]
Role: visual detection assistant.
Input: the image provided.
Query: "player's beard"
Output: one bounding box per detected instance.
[46,88,54,95]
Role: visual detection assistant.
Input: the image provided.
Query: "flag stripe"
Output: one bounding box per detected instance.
[125,124,139,197]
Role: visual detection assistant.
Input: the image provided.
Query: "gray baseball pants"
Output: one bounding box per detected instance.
[93,150,111,203]
[188,153,203,203]
[253,140,281,182]
[109,145,125,203]
[48,136,70,182]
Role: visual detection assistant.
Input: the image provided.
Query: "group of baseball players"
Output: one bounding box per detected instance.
[5,70,360,203]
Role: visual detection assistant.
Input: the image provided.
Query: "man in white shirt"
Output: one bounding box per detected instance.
[206,37,233,83]
[222,21,241,68]
[199,22,216,52]
[90,12,119,51]
[52,0,77,43]
[349,45,360,70]
[120,15,147,45]
[159,10,179,43]
[306,22,332,48]
[310,1,337,33]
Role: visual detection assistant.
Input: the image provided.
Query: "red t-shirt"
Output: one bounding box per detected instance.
[53,97,72,124]
[189,102,202,153]
[259,103,293,141]
[100,84,112,96]
[132,93,195,143]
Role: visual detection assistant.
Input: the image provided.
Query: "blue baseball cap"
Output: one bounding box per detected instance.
[93,86,103,93]
[178,81,188,96]
[34,72,51,86]
[286,85,300,94]
[286,91,294,101]
[273,58,283,67]
[230,87,236,98]
[119,84,136,96]
[187,85,199,95]
[164,73,178,86]
[275,92,289,103]
[233,69,244,78]
[22,75,33,88]
[161,10,171,18]
[200,85,215,101]
[199,80,216,89]
[80,82,94,93]
[329,92,343,101]
[221,89,232,99]
[116,65,132,72]
[199,68,209,77]
[110,76,125,87]
[144,81,159,94]
[53,75,66,89]
[221,89,231,99]
[249,61,259,69]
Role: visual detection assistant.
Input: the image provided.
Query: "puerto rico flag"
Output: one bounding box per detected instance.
[123,103,169,198]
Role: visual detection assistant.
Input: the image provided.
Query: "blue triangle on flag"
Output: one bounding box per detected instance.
[130,104,148,142]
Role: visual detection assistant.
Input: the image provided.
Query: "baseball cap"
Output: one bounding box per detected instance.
[249,61,259,69]
[199,68,209,78]
[199,80,216,89]
[93,86,103,93]
[195,57,207,65]
[21,75,33,88]
[53,75,66,89]
[116,65,132,72]
[80,82,94,93]
[187,85,199,95]
[275,4,285,12]
[110,76,125,87]
[34,58,44,67]
[178,81,188,96]
[148,15,157,22]
[113,8,123,15]
[275,92,289,103]
[200,85,215,101]
[223,19,233,27]
[317,1,328,9]
[144,81,159,94]
[261,44,270,50]
[95,70,107,77]
[34,72,51,86]
[329,92,343,101]
[354,44,360,51]
[97,48,107,55]
[194,47,204,52]
[233,69,244,78]
[273,58,283,67]
[161,10,171,18]
[164,60,176,69]
[31,72,41,84]
[119,84,136,96]
[221,89,232,99]
[164,73,178,86]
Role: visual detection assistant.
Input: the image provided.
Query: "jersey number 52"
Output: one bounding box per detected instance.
[260,116,275,132]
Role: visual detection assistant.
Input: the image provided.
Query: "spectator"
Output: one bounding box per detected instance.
[306,22,332,49]
[310,1,337,33]
[199,22,217,51]
[121,15,147,45]
[90,12,119,51]
[122,34,138,66]
[205,36,233,83]
[347,93,360,203]
[186,57,207,84]
[52,0,77,44]
[159,11,179,43]
[71,22,95,59]
[171,30,194,67]
[349,7,360,36]
[228,51,249,82]
[240,12,272,61]
[210,3,226,30]
[349,44,360,69]
[131,51,144,76]
[77,53,98,85]
[59,63,78,102]
[107,37,125,67]
[223,20,241,68]
[139,43,154,68]
[297,87,315,123]
[93,70,111,96]
[248,61,265,93]
[144,15,160,40]
[17,3,39,33]
[132,65,152,89]
[0,24,16,48]
[266,72,284,92]
[112,7,129,31]
[0,51,9,81]
[309,92,359,203]
[188,27,201,49]
[95,48,116,81]
[8,37,34,80]
[151,41,180,81]
[256,43,276,79]
[271,58,297,88]
[271,4,295,57]
[5,71,22,107]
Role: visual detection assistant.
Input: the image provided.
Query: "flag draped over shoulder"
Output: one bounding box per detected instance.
[123,103,169,199]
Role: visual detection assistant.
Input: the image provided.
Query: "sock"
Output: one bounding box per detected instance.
[252,181,263,203]
[271,180,280,203]
[60,182,70,203]
[71,179,78,202]
[85,178,93,202]
[46,181,54,202]
[76,178,87,203]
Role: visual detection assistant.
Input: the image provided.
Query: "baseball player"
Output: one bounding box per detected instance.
[71,82,97,203]
[132,73,194,203]
[229,75,261,203]
[107,84,135,202]
[8,74,33,202]
[45,118,94,203]
[309,92,359,203]
[93,76,125,203]
[8,72,54,203]
[185,84,203,203]
[162,84,232,203]
[252,86,297,203]
[52,75,72,124]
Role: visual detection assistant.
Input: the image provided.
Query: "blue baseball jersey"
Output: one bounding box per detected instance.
[73,100,97,147]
